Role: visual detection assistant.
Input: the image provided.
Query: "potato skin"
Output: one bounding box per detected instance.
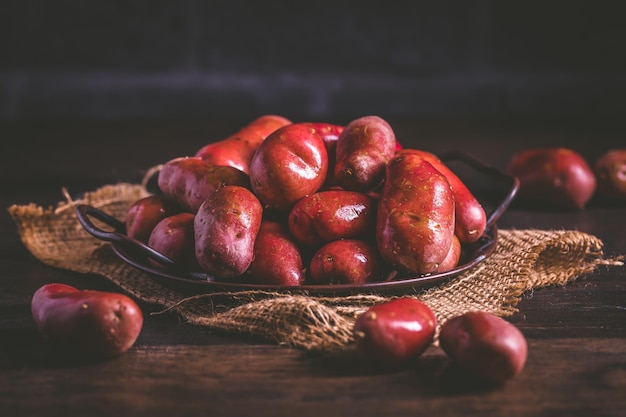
[195,115,292,174]
[507,147,596,210]
[399,149,486,243]
[246,221,305,286]
[353,297,437,367]
[288,190,376,247]
[593,149,626,200]
[158,156,251,213]
[125,195,181,243]
[249,123,329,211]
[147,212,200,271]
[334,115,397,191]
[376,153,455,275]
[439,311,528,382]
[194,185,263,279]
[436,234,461,273]
[31,283,143,358]
[302,122,345,186]
[309,239,384,285]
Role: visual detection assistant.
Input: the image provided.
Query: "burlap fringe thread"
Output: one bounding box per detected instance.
[8,183,623,354]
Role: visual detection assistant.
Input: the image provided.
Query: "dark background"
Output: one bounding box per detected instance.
[2,0,625,125]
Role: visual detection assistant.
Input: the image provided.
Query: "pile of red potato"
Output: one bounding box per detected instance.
[126,114,488,286]
[30,114,625,380]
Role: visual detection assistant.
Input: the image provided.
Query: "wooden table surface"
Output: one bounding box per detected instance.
[1,119,625,417]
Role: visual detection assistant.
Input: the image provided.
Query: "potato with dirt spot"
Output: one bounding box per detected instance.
[194,185,263,280]
[31,283,143,359]
[195,114,292,174]
[249,123,329,211]
[334,115,397,192]
[398,149,486,243]
[158,156,251,213]
[288,190,376,247]
[376,153,455,275]
[125,195,181,243]
[309,239,385,285]
[246,220,305,286]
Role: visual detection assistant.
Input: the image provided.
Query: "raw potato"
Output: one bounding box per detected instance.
[195,114,292,174]
[158,156,251,213]
[249,123,329,211]
[246,221,305,286]
[302,122,345,186]
[593,149,626,200]
[353,297,437,367]
[376,153,455,275]
[334,115,397,191]
[194,185,263,279]
[506,147,596,209]
[287,190,376,247]
[125,195,181,243]
[436,234,461,273]
[439,311,528,383]
[309,239,384,285]
[31,283,143,358]
[147,212,200,271]
[399,149,486,243]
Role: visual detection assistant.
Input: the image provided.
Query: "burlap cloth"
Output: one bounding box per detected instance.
[8,183,623,354]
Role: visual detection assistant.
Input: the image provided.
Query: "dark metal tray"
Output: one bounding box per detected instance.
[76,151,519,296]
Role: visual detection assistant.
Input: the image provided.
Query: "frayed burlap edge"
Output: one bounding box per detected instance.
[8,183,624,354]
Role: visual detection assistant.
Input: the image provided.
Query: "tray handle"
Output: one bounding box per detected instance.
[439,150,519,228]
[75,204,178,269]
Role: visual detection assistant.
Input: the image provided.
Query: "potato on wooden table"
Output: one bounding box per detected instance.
[594,149,626,200]
[506,147,596,210]
[31,283,143,359]
[353,297,437,367]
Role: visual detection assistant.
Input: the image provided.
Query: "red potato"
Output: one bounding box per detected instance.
[302,122,345,185]
[353,297,437,367]
[147,212,201,271]
[288,190,376,247]
[195,115,292,174]
[506,147,596,209]
[31,283,143,358]
[436,234,461,273]
[246,221,305,286]
[249,123,329,211]
[158,156,251,213]
[194,185,263,280]
[593,149,626,200]
[439,311,528,383]
[125,195,181,243]
[399,149,486,243]
[309,239,384,285]
[376,153,456,275]
[334,115,397,192]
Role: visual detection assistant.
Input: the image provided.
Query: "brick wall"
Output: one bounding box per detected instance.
[2,0,625,122]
